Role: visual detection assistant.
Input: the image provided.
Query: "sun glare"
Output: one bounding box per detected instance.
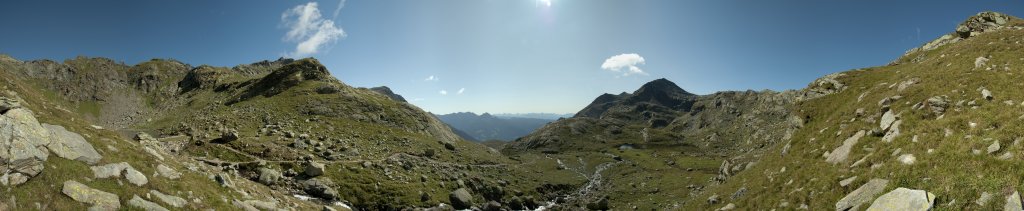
[537,0,552,7]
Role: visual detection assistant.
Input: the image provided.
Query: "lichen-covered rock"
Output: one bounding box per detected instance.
[62,180,120,211]
[0,103,50,186]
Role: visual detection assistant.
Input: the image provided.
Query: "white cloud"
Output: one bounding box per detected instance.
[457,88,465,95]
[332,0,346,19]
[424,75,438,81]
[281,2,346,58]
[439,90,448,95]
[601,53,648,76]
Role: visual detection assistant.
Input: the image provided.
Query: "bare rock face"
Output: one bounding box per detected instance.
[0,97,50,186]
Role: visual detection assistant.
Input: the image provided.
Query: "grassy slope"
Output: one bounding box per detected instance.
[0,70,319,210]
[690,19,1024,210]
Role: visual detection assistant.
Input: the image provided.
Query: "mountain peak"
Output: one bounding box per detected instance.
[370,86,407,102]
[634,78,691,96]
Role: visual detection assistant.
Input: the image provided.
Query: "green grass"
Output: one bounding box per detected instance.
[689,27,1024,210]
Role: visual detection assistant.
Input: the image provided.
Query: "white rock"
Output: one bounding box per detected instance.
[826,131,866,164]
[988,140,1001,154]
[1006,191,1023,211]
[898,154,916,165]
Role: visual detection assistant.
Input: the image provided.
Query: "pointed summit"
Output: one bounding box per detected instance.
[628,78,695,108]
[633,78,692,96]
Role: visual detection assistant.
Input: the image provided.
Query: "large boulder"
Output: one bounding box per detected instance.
[62,180,121,211]
[258,167,282,185]
[302,178,340,200]
[865,187,935,211]
[836,179,889,211]
[0,103,51,186]
[42,124,102,164]
[449,188,474,209]
[304,161,325,177]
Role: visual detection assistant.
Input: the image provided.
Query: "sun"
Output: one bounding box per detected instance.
[537,0,552,7]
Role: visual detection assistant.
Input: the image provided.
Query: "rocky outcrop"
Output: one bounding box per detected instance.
[0,98,50,186]
[897,11,1021,64]
[62,180,121,211]
[800,72,846,101]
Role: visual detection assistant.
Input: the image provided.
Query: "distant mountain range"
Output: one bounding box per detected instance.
[491,113,574,120]
[436,112,554,141]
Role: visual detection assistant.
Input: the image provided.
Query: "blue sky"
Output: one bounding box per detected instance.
[1,0,1022,114]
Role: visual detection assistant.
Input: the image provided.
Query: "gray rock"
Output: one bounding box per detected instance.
[708,194,721,204]
[134,132,156,142]
[880,110,897,131]
[881,120,901,143]
[839,176,858,187]
[982,88,994,100]
[302,178,339,200]
[42,124,101,165]
[926,96,949,116]
[129,195,169,211]
[62,180,120,211]
[449,188,473,209]
[976,192,993,206]
[989,141,1001,154]
[124,167,148,186]
[717,203,736,211]
[257,167,282,185]
[0,107,51,186]
[1006,191,1022,211]
[865,187,935,211]
[836,178,889,211]
[0,97,20,112]
[91,162,131,179]
[221,129,239,142]
[484,201,502,211]
[150,190,187,208]
[827,130,866,164]
[305,162,325,177]
[156,164,181,180]
[215,173,233,187]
